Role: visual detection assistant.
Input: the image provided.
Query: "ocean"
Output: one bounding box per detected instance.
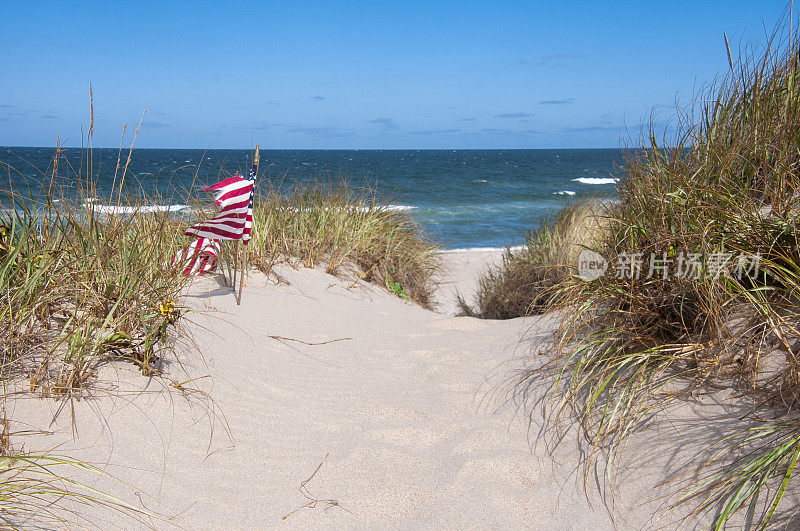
[0,147,624,250]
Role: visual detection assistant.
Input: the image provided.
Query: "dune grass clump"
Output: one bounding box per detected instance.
[246,181,440,308]
[460,199,609,319]
[0,141,193,526]
[0,450,151,528]
[0,184,191,394]
[522,21,800,527]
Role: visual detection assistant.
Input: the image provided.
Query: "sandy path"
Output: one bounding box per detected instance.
[11,252,684,529]
[431,249,506,315]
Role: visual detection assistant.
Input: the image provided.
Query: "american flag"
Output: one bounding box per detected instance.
[172,154,258,276]
[171,237,220,276]
[184,158,257,244]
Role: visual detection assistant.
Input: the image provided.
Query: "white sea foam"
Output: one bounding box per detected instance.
[87,202,189,214]
[553,190,576,196]
[83,201,412,215]
[288,204,416,213]
[572,177,618,185]
[440,245,525,254]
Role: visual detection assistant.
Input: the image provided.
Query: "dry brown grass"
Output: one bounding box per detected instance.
[0,126,192,526]
[245,180,441,308]
[518,15,800,528]
[460,198,611,319]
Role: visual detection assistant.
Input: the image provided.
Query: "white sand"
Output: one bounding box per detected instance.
[432,249,506,315]
[11,251,768,528]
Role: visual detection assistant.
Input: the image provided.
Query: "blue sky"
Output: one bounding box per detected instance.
[0,1,792,149]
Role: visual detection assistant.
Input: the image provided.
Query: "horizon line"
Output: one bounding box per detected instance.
[2,144,628,151]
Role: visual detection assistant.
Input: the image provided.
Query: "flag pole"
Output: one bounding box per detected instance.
[232,239,239,291]
[237,238,246,305]
[237,144,258,305]
[234,240,242,303]
[231,219,237,289]
[232,154,249,296]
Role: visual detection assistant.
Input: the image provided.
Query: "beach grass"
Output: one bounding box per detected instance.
[246,180,440,308]
[1,182,191,395]
[459,198,609,319]
[0,135,192,525]
[0,450,152,528]
[0,126,442,523]
[513,16,800,527]
[3,154,439,394]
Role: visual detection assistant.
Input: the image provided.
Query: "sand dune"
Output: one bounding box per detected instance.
[12,251,730,528]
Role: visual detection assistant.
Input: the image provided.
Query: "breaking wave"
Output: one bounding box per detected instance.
[85,199,189,214]
[571,177,618,185]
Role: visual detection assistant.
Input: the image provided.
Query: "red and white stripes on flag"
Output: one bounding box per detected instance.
[173,158,257,276]
[184,166,255,245]
[171,237,220,276]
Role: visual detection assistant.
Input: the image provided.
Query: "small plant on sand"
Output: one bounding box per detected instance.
[386,272,409,300]
[0,406,150,527]
[0,447,151,528]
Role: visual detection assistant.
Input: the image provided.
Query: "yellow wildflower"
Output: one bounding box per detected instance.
[159,300,175,317]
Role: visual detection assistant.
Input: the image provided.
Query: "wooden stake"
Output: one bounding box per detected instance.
[237,243,246,305]
[237,144,259,305]
[232,239,239,292]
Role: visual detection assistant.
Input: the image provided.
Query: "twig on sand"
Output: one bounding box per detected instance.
[282,453,353,520]
[268,335,352,346]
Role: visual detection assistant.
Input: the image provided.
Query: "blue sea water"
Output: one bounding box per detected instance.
[0,147,624,249]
